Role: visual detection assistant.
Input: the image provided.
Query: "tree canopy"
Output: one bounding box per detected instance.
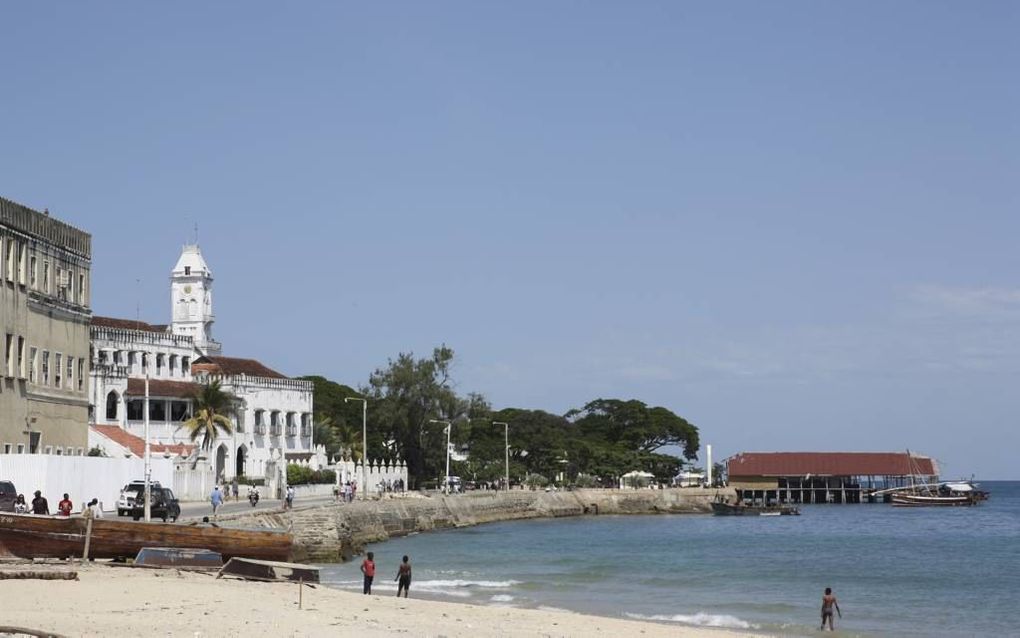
[304,346,700,488]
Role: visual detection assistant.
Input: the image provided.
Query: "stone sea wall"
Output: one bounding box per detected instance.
[216,488,733,563]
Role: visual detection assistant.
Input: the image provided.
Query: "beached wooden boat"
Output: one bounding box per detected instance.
[0,513,291,561]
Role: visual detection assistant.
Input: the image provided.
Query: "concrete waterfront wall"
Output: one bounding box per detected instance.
[215,487,733,563]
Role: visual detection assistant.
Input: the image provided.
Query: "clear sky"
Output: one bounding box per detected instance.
[2,3,1017,478]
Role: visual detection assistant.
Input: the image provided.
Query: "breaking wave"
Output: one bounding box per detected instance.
[625,612,759,630]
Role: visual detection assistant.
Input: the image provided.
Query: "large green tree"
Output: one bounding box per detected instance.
[363,345,469,488]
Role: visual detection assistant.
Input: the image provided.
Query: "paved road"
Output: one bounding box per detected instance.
[176,493,340,520]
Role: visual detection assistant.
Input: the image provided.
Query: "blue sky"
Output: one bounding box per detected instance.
[2,3,1017,477]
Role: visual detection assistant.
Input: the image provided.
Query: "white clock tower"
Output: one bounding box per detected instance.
[170,244,222,355]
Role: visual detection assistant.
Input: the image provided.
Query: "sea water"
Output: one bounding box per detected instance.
[320,481,1020,637]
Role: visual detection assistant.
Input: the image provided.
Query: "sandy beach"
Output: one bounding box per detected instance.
[0,564,768,637]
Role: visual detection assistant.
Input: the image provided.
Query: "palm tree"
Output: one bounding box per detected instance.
[335,420,363,462]
[183,380,235,452]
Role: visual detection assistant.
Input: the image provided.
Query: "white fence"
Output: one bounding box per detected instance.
[334,459,408,496]
[0,455,174,513]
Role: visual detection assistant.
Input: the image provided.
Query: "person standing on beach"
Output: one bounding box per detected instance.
[395,555,412,598]
[31,490,49,515]
[210,486,223,516]
[361,551,376,594]
[820,587,841,631]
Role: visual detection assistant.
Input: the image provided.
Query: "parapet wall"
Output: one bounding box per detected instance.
[215,488,732,563]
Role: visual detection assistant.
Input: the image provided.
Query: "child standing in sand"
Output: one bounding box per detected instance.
[361,552,376,594]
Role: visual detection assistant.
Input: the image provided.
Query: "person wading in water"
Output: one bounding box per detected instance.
[395,555,412,598]
[820,587,842,631]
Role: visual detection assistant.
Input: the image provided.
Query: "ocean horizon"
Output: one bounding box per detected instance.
[321,480,1019,637]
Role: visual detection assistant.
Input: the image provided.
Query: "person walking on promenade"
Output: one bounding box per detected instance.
[395,555,412,598]
[285,485,295,510]
[231,480,239,502]
[31,490,49,515]
[210,486,224,517]
[820,587,842,631]
[57,493,73,517]
[361,551,376,594]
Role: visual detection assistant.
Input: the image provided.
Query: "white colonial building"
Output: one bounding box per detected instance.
[88,244,318,485]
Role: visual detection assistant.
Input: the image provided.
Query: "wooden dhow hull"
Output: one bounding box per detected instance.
[890,494,976,507]
[0,513,292,561]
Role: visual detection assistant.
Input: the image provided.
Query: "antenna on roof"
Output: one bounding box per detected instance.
[194,222,199,245]
[136,278,142,323]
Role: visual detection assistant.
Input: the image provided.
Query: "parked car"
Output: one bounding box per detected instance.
[130,487,180,522]
[117,481,162,517]
[0,480,16,512]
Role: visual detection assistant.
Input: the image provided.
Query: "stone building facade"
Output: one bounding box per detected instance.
[1,196,92,455]
[89,244,315,483]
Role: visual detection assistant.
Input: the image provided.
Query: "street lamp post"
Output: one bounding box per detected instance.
[429,419,451,494]
[143,374,151,522]
[492,421,509,490]
[344,397,368,500]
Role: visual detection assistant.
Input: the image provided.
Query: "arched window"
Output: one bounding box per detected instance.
[106,391,118,420]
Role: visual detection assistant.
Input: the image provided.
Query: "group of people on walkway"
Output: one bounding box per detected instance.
[333,481,358,503]
[360,552,412,598]
[13,491,104,518]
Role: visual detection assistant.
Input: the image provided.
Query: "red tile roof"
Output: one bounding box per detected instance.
[192,356,286,379]
[91,316,167,333]
[91,425,194,458]
[727,452,937,478]
[125,378,201,398]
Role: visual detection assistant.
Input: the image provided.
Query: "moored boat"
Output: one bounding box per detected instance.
[711,500,800,516]
[0,513,292,561]
[890,493,976,507]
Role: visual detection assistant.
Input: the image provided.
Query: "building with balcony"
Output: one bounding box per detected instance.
[88,244,314,483]
[1,196,92,455]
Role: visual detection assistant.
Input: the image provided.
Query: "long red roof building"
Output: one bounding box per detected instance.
[727,452,938,478]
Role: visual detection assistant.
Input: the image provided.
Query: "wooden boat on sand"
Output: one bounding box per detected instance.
[0,513,292,561]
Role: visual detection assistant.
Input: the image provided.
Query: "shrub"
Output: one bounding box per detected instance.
[524,473,549,489]
[573,474,599,488]
[286,464,336,485]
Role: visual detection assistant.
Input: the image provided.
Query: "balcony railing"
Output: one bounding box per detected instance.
[286,425,297,437]
[270,425,282,437]
[254,423,266,435]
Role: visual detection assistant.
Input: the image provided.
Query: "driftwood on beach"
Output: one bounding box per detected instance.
[0,570,79,580]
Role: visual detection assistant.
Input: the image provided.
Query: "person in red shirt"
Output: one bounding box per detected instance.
[361,551,376,594]
[57,493,73,517]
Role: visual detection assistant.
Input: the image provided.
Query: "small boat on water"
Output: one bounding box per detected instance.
[0,513,292,561]
[890,493,975,507]
[711,500,801,516]
[886,451,986,507]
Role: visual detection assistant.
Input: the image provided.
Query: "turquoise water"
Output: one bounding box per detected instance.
[320,481,1020,636]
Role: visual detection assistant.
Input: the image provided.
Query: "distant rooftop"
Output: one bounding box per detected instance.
[727,452,938,477]
[0,195,91,259]
[192,355,287,379]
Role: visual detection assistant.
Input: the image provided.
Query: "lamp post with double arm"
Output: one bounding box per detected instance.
[429,419,452,494]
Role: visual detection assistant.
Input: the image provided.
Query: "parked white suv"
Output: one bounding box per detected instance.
[117,481,162,517]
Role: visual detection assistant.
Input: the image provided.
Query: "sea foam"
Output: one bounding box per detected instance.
[625,612,759,630]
